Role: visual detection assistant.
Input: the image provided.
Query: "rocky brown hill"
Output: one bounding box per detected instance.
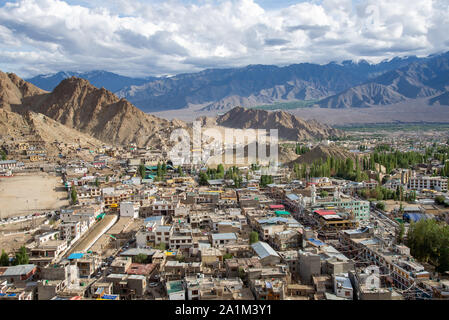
[0,108,104,155]
[215,107,343,141]
[15,77,186,147]
[289,144,354,165]
[0,71,47,110]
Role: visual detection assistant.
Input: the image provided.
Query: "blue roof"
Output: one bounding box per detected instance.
[101,294,118,300]
[286,193,300,201]
[308,238,326,247]
[67,253,85,260]
[403,213,432,222]
[251,241,280,260]
[144,216,163,223]
[257,217,289,224]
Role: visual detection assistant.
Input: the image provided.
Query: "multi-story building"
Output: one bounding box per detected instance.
[408,176,448,192]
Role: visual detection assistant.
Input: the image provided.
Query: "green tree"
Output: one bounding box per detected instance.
[95,177,100,187]
[376,201,386,211]
[319,191,329,198]
[397,222,405,244]
[139,164,146,179]
[238,267,245,279]
[249,231,259,244]
[199,172,209,186]
[435,195,446,205]
[407,219,449,272]
[0,250,9,266]
[134,254,148,264]
[13,246,29,265]
[223,253,233,261]
[70,187,78,204]
[154,243,166,251]
[0,150,6,161]
[177,166,184,177]
[217,164,225,179]
[260,175,273,188]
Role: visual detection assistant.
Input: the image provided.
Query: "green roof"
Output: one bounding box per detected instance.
[166,281,183,294]
[275,210,291,216]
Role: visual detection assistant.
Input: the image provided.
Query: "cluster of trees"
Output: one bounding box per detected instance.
[292,157,369,182]
[0,149,6,161]
[372,150,427,174]
[295,144,310,155]
[0,247,29,266]
[407,219,449,273]
[357,186,411,202]
[259,175,273,188]
[154,162,169,181]
[199,164,225,185]
[199,165,243,188]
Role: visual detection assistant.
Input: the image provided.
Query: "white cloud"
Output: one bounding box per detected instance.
[0,0,448,78]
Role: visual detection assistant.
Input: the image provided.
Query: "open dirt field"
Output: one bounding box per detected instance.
[0,172,69,218]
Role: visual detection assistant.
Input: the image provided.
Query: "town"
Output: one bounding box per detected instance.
[0,124,448,301]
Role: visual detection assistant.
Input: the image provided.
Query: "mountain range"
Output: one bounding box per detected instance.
[27,71,154,93]
[318,52,449,108]
[26,54,447,113]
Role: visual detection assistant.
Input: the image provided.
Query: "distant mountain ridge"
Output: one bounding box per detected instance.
[317,51,449,108]
[23,51,449,114]
[117,56,423,112]
[27,70,154,93]
[26,55,424,112]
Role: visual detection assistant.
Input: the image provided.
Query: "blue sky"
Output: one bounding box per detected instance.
[0,0,448,78]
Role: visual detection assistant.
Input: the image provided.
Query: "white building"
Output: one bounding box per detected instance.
[334,274,353,299]
[120,201,140,218]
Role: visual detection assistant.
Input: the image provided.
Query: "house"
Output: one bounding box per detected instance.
[251,241,281,266]
[210,233,238,247]
[0,264,37,286]
[333,274,353,299]
[120,201,140,219]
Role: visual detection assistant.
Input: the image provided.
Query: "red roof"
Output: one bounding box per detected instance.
[269,205,285,209]
[126,263,156,276]
[314,209,336,216]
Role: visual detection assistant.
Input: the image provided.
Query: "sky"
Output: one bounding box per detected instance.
[0,0,448,78]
